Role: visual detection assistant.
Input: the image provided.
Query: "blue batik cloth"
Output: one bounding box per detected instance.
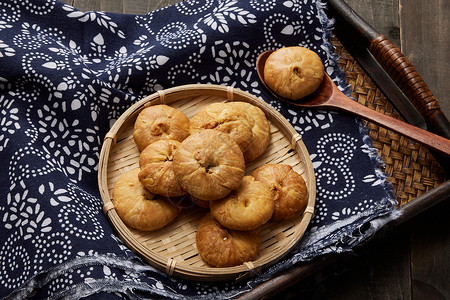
[0,0,397,299]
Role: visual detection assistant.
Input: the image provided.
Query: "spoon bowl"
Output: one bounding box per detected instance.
[256,49,333,107]
[256,50,450,156]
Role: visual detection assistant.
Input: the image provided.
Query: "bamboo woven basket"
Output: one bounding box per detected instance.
[98,84,316,281]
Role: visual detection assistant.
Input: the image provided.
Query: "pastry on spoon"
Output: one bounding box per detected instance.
[263,46,324,100]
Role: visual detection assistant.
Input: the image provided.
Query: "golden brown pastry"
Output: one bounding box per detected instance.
[138,139,186,197]
[263,46,324,100]
[228,101,270,161]
[210,176,274,230]
[196,213,261,267]
[251,164,308,221]
[112,168,179,231]
[189,102,253,153]
[133,105,190,151]
[172,129,245,201]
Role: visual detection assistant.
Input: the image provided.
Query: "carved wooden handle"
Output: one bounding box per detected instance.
[369,35,438,118]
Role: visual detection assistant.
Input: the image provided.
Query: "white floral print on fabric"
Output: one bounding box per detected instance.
[63,5,126,38]
[0,0,396,299]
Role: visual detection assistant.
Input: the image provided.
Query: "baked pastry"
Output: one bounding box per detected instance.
[112,168,179,231]
[263,46,324,100]
[196,213,261,267]
[172,129,245,201]
[133,104,190,151]
[138,139,186,197]
[251,164,308,221]
[210,176,274,230]
[189,102,253,152]
[228,101,270,161]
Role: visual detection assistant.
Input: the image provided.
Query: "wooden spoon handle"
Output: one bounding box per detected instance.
[333,97,450,156]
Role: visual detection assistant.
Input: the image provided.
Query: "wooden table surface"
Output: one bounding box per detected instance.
[63,1,449,299]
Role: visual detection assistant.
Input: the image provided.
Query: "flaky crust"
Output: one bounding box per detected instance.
[264,46,324,100]
[138,139,186,197]
[196,213,261,267]
[172,129,245,201]
[210,176,274,230]
[112,169,179,231]
[228,102,270,161]
[189,102,254,152]
[133,105,190,151]
[251,164,308,221]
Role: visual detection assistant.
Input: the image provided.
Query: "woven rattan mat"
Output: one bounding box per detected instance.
[331,38,446,206]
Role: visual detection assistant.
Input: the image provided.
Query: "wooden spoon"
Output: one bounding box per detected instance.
[256,50,450,156]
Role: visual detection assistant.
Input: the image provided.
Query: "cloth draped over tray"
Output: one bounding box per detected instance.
[0,0,397,298]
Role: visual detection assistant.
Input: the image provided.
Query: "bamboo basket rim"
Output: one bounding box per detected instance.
[98,84,317,281]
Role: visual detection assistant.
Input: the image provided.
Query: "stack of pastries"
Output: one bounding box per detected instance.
[112,100,308,268]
